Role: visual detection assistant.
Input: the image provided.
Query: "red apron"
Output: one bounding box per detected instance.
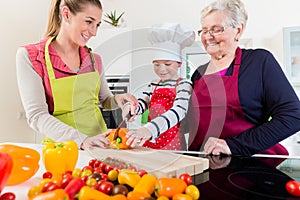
[143,79,184,150]
[188,47,288,155]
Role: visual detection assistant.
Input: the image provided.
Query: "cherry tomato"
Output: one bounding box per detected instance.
[100,173,108,181]
[105,164,114,174]
[82,165,93,172]
[94,160,102,168]
[61,175,73,189]
[42,171,53,179]
[89,159,97,168]
[86,177,98,187]
[108,169,118,181]
[179,173,193,185]
[98,181,114,195]
[27,185,42,198]
[100,162,107,172]
[185,185,200,200]
[93,166,103,174]
[0,192,16,200]
[42,181,57,192]
[137,169,148,177]
[72,168,82,178]
[286,180,300,196]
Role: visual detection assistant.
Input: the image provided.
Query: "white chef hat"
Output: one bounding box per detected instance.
[148,23,195,62]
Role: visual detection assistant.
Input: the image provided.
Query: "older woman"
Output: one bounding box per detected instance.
[187,0,300,156]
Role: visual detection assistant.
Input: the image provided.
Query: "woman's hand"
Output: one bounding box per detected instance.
[203,137,231,155]
[206,155,231,169]
[81,130,111,150]
[114,93,138,116]
[126,127,152,148]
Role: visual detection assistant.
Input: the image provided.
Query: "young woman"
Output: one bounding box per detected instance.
[16,0,137,150]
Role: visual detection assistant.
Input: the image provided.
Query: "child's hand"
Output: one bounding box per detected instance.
[126,127,152,148]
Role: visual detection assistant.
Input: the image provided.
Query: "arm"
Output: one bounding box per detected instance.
[126,79,192,146]
[144,79,192,138]
[16,47,87,146]
[226,50,300,155]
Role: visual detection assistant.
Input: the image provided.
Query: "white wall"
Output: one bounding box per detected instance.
[1,0,299,143]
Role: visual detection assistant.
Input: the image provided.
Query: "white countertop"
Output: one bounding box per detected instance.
[1,143,93,200]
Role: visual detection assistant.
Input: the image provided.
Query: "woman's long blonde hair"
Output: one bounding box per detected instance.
[45,0,102,37]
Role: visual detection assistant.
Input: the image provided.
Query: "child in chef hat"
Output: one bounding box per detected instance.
[126,23,195,150]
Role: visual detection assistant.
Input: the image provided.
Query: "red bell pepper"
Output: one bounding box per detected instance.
[0,152,13,193]
[64,178,86,200]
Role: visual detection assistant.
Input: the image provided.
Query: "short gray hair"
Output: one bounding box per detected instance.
[201,0,248,28]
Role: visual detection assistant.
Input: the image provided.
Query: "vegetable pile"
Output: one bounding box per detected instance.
[28,154,200,200]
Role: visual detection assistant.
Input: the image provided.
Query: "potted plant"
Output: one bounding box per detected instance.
[104,10,125,27]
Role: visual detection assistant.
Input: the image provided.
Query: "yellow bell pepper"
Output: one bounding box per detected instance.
[0,144,40,186]
[118,169,141,188]
[42,140,78,177]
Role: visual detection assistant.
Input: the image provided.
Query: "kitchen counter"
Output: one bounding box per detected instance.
[2,143,300,200]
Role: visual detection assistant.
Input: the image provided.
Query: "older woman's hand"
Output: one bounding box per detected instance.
[203,137,231,155]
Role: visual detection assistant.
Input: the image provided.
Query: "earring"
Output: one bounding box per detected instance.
[235,38,239,42]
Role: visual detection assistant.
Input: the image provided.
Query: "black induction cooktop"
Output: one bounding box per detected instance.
[191,155,300,200]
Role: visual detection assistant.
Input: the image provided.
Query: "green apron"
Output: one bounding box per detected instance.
[44,36,107,141]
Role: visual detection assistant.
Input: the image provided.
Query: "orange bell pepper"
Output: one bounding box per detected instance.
[155,178,187,198]
[42,140,78,177]
[0,152,13,193]
[108,128,130,149]
[133,174,157,195]
[29,189,70,200]
[77,186,111,200]
[0,144,40,186]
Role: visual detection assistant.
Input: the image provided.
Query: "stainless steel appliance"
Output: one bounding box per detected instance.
[101,75,130,128]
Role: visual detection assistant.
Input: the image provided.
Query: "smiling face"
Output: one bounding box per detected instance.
[153,60,181,81]
[62,3,102,46]
[200,10,240,59]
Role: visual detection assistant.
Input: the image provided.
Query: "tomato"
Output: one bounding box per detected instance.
[108,169,118,181]
[72,168,82,178]
[89,159,97,168]
[93,166,103,174]
[27,185,42,198]
[42,181,57,192]
[105,164,114,174]
[112,184,129,196]
[98,181,114,195]
[94,160,102,168]
[86,177,97,187]
[179,173,193,186]
[286,180,300,196]
[60,175,73,189]
[99,162,107,172]
[0,192,16,200]
[42,171,53,179]
[100,173,108,181]
[137,169,148,177]
[185,185,200,200]
[82,165,93,172]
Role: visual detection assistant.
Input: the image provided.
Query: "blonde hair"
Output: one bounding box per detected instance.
[45,0,102,37]
[201,0,248,28]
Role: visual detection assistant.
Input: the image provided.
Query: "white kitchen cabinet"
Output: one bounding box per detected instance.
[87,27,132,76]
[283,26,300,86]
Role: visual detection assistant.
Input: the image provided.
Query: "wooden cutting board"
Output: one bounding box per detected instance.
[88,147,209,178]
